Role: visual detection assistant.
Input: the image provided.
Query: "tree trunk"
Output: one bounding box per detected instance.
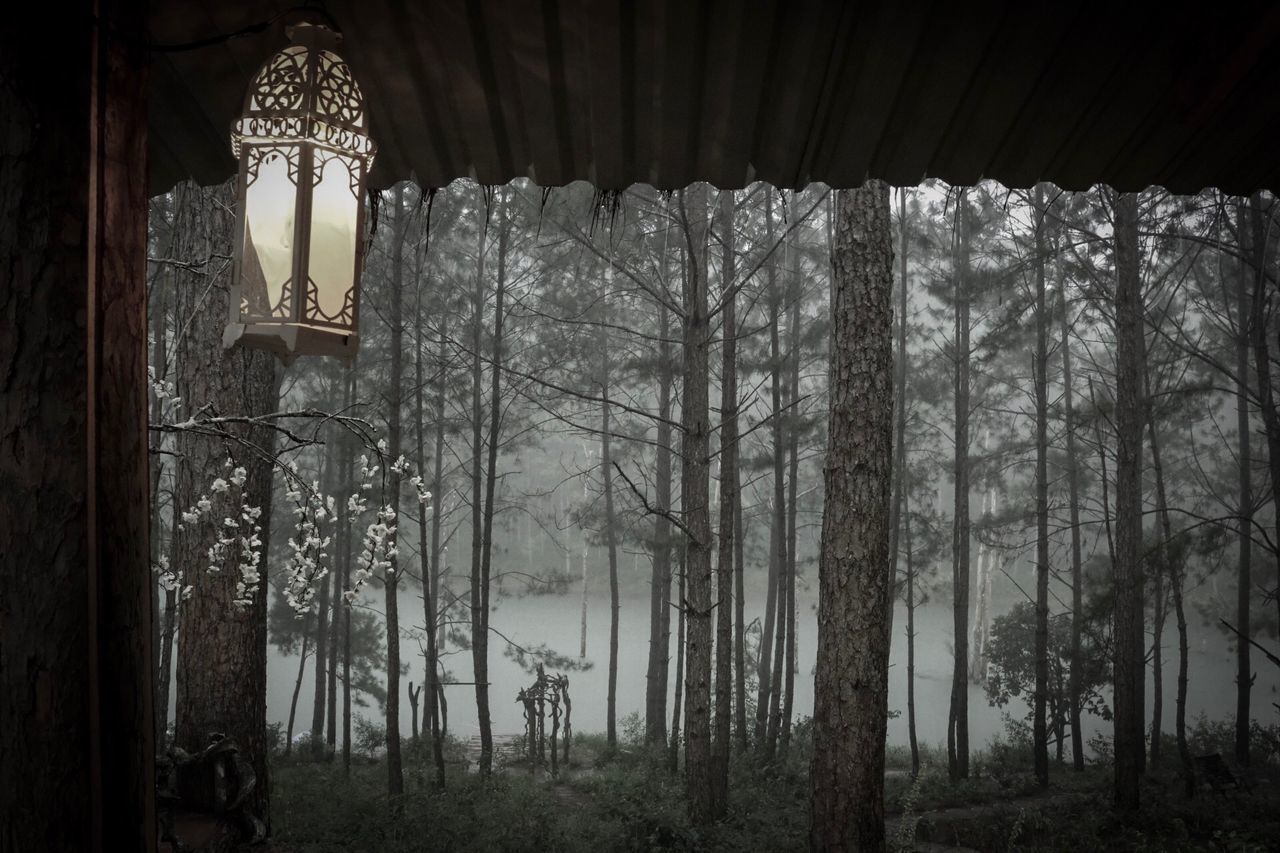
[150,243,171,748]
[1234,198,1254,768]
[733,451,748,754]
[1148,379,1195,794]
[285,618,313,757]
[905,498,920,779]
[711,189,737,815]
[764,192,788,761]
[948,189,972,782]
[408,682,420,744]
[384,184,407,801]
[646,295,675,746]
[172,181,279,835]
[602,342,620,749]
[1060,265,1087,772]
[888,188,909,650]
[469,192,491,776]
[756,191,781,747]
[810,180,895,852]
[1247,192,1280,671]
[1033,186,1050,789]
[1111,190,1146,811]
[782,230,802,755]
[310,437,337,758]
[680,183,714,824]
[432,315,448,661]
[0,8,155,847]
[416,232,447,787]
[340,367,357,777]
[477,190,511,777]
[669,549,687,774]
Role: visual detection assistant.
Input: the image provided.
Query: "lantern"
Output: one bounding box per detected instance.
[224,21,376,362]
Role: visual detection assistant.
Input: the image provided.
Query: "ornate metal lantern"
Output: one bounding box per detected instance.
[224,21,375,361]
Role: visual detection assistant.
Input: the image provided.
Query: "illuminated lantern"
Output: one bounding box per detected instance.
[224,21,375,361]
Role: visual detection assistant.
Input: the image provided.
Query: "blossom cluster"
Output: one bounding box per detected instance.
[176,458,265,609]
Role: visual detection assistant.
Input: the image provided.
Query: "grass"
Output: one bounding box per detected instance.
[266,721,1280,852]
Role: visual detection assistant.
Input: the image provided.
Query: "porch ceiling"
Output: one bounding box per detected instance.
[147,0,1280,195]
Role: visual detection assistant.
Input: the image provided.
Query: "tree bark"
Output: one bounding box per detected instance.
[285,615,313,756]
[469,192,492,775]
[383,185,407,801]
[756,191,781,748]
[905,498,920,779]
[810,180,895,852]
[1111,190,1146,811]
[172,181,279,835]
[888,188,909,650]
[310,437,337,758]
[1,7,155,845]
[782,229,802,755]
[1234,198,1254,767]
[1033,185,1050,789]
[1059,265,1087,772]
[1246,192,1280,672]
[477,189,511,776]
[711,189,737,815]
[415,228,447,787]
[340,367,357,777]
[669,549,687,774]
[1148,379,1195,795]
[602,338,620,749]
[679,183,714,824]
[733,450,748,754]
[646,296,675,746]
[948,189,972,782]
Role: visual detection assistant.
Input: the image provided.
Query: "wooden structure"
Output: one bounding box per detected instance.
[4,2,1280,850]
[515,664,572,775]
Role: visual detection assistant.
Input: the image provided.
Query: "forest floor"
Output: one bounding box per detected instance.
[264,726,1280,852]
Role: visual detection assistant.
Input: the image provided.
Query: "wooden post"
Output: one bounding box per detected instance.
[0,2,154,850]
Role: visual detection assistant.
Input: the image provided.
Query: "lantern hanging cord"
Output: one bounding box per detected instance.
[97,4,341,54]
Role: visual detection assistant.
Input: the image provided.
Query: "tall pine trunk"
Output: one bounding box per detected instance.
[948,189,972,781]
[341,367,357,776]
[1247,192,1280,667]
[469,194,491,775]
[905,497,920,778]
[1111,191,1146,811]
[310,432,337,758]
[810,180,895,851]
[172,181,279,834]
[646,297,675,745]
[415,224,447,787]
[711,189,737,815]
[755,191,781,747]
[479,190,511,776]
[1060,266,1087,771]
[781,230,801,754]
[1033,186,1050,788]
[679,183,714,823]
[669,549,687,774]
[1148,381,1195,794]
[383,185,407,800]
[284,614,313,756]
[1234,199,1254,767]
[601,334,620,749]
[888,188,910,653]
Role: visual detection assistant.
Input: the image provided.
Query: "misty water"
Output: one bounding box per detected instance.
[253,575,1279,754]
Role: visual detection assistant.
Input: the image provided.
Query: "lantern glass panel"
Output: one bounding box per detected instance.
[305,150,360,326]
[241,146,300,320]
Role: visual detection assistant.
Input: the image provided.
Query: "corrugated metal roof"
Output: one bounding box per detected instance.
[147,0,1280,195]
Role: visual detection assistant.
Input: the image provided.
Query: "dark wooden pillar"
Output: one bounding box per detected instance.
[0,2,155,851]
